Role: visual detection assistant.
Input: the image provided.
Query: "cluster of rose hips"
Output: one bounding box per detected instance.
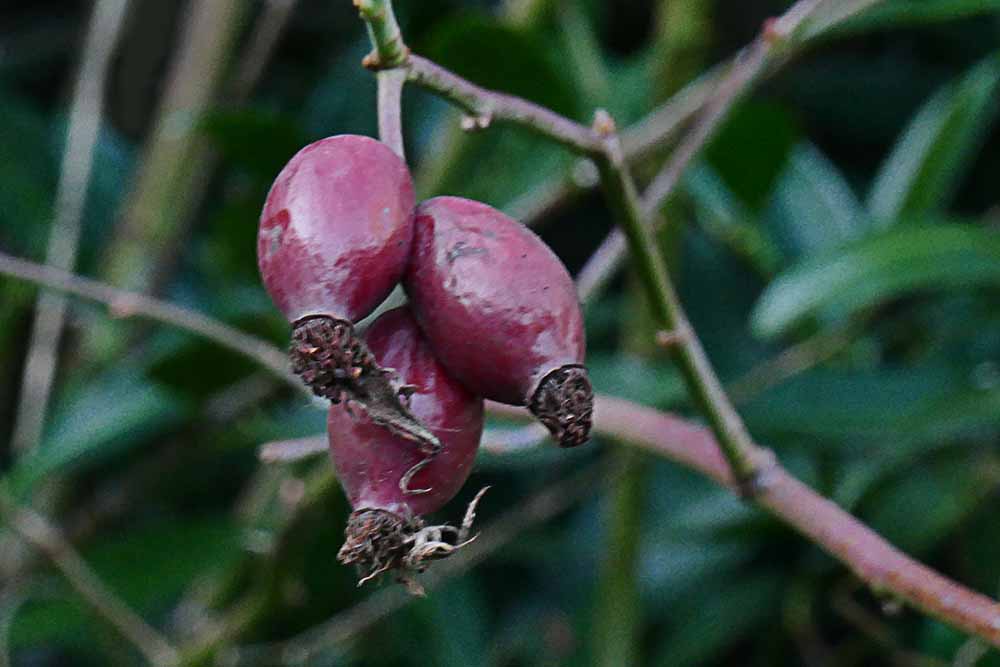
[257,135,592,588]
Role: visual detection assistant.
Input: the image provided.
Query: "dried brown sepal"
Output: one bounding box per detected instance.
[337,488,489,594]
[289,315,442,455]
[530,364,593,448]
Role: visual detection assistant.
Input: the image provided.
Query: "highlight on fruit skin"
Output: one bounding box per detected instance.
[327,307,486,590]
[257,134,439,452]
[403,196,593,447]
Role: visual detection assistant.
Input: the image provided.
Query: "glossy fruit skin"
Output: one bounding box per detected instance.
[403,196,585,406]
[327,307,483,517]
[258,134,414,324]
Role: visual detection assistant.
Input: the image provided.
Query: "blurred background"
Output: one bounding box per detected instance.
[1,0,1000,665]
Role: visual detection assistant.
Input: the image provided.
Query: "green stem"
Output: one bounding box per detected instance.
[354,0,408,68]
[592,451,645,667]
[593,139,761,487]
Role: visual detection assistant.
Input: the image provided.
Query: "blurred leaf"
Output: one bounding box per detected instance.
[867,54,1000,222]
[766,142,873,257]
[202,109,308,181]
[11,518,240,649]
[5,371,186,495]
[752,224,1000,337]
[586,354,685,407]
[650,573,782,666]
[429,128,573,211]
[684,164,782,276]
[831,0,1000,36]
[301,37,378,139]
[864,454,994,554]
[742,364,1000,450]
[706,101,800,211]
[414,578,490,667]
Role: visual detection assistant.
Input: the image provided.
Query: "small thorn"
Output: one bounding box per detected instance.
[592,109,616,137]
[655,329,683,348]
[362,52,380,69]
[762,17,784,45]
[460,113,492,132]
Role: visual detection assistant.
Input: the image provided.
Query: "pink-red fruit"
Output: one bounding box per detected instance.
[258,135,417,405]
[329,307,483,580]
[258,134,413,324]
[403,196,592,447]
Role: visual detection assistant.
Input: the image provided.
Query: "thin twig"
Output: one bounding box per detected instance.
[11,0,132,454]
[229,462,610,664]
[591,131,763,487]
[0,488,180,665]
[407,55,605,154]
[376,68,407,159]
[575,0,860,306]
[0,251,301,392]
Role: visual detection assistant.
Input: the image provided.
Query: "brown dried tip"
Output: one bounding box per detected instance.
[530,365,593,448]
[290,316,376,403]
[289,315,442,452]
[337,488,489,594]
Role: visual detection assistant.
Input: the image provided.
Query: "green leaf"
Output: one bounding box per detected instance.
[586,354,686,408]
[751,224,1000,337]
[864,454,993,554]
[867,54,1000,222]
[705,101,800,211]
[650,573,782,667]
[766,142,873,257]
[829,0,1000,36]
[743,363,1000,439]
[684,164,782,276]
[5,372,186,495]
[10,518,240,649]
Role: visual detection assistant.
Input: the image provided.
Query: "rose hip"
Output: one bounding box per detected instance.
[403,196,593,447]
[329,307,484,584]
[258,134,413,325]
[258,134,438,451]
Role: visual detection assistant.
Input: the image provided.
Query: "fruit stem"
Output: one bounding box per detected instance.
[354,0,408,69]
[376,68,407,159]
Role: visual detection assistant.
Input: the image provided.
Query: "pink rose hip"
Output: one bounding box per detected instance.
[403,196,592,447]
[329,307,484,585]
[258,134,438,451]
[258,134,412,325]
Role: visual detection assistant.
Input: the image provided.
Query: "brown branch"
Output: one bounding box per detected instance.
[592,395,1000,647]
[0,489,180,665]
[406,55,605,155]
[0,251,301,392]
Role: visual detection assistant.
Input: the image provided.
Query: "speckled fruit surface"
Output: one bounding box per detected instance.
[258,134,414,323]
[403,196,585,405]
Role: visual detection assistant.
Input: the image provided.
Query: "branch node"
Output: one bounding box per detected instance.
[761,17,786,45]
[592,108,617,137]
[735,447,778,500]
[654,329,683,348]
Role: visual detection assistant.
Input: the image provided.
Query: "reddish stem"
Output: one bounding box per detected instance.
[489,395,1000,646]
